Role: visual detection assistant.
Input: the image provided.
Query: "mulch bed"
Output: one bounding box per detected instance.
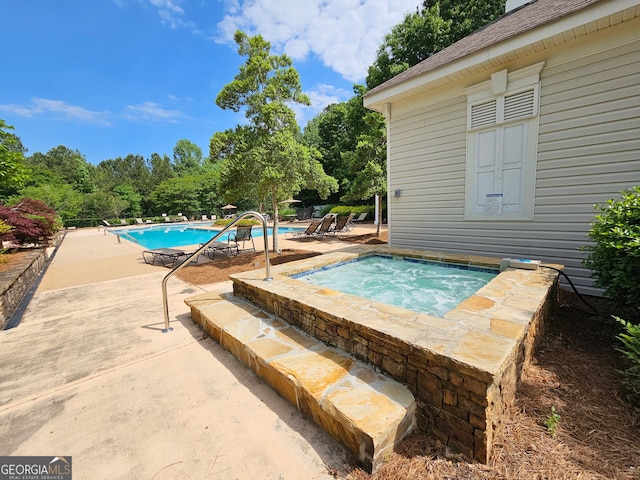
[175,233,640,479]
[176,231,387,286]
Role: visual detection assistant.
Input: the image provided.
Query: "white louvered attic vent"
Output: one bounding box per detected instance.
[504,89,535,121]
[470,100,497,129]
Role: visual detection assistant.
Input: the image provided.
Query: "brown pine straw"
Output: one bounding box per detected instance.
[176,237,639,480]
[348,291,640,480]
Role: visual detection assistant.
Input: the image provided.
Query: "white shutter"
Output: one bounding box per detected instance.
[465,65,540,220]
[474,130,497,211]
[501,123,526,211]
[470,100,497,129]
[503,89,535,121]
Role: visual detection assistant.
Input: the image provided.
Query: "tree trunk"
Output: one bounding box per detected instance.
[376,193,382,236]
[271,189,280,253]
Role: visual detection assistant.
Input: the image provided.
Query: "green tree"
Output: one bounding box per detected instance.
[211,31,337,252]
[366,0,505,89]
[0,119,29,199]
[149,176,204,217]
[27,146,95,193]
[173,139,207,177]
[94,154,151,196]
[341,110,387,235]
[301,85,373,205]
[93,154,151,215]
[113,184,143,218]
[149,152,174,187]
[15,184,83,222]
[81,191,128,220]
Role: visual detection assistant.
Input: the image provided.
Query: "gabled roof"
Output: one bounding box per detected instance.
[364,0,639,110]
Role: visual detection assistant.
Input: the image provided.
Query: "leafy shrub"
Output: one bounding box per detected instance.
[543,406,561,437]
[278,207,296,219]
[317,204,337,218]
[583,186,640,318]
[614,316,640,406]
[0,219,12,254]
[214,218,259,227]
[330,205,376,218]
[0,198,61,247]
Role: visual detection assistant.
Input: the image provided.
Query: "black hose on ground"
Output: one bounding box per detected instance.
[540,265,599,315]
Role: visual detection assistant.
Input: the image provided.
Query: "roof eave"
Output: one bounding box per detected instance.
[364,0,639,112]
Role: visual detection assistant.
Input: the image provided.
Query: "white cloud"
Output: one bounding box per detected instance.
[216,0,419,82]
[291,83,351,126]
[0,98,111,125]
[149,0,201,32]
[114,0,201,33]
[124,102,184,123]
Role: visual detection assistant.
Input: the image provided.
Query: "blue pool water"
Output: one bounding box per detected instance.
[293,255,498,317]
[112,224,304,249]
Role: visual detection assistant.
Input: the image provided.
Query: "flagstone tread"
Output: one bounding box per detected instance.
[185,290,416,473]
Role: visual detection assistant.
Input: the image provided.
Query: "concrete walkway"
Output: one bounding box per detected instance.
[0,223,383,479]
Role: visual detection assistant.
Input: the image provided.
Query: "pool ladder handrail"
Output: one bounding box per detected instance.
[160,211,272,332]
[114,231,139,244]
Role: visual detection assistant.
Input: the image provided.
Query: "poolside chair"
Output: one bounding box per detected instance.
[135,218,144,225]
[228,225,255,252]
[352,212,367,223]
[285,219,321,241]
[200,242,239,260]
[315,215,337,237]
[142,248,187,268]
[164,216,173,223]
[329,213,355,235]
[119,219,128,226]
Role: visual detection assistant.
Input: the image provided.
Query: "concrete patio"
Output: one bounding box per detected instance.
[0,222,382,479]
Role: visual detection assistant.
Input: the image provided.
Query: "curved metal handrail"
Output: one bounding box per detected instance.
[114,231,139,244]
[160,211,272,332]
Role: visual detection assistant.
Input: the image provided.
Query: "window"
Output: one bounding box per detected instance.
[464,63,543,220]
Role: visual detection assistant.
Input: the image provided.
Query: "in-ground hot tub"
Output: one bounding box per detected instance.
[230,245,561,462]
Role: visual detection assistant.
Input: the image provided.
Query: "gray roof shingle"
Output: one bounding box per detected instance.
[365,0,604,96]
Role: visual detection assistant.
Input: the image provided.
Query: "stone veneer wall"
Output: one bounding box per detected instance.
[0,249,47,329]
[232,271,559,462]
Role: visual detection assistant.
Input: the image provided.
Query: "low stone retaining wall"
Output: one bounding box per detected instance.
[0,249,48,329]
[230,245,560,462]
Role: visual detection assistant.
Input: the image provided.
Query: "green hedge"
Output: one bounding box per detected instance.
[329,205,382,220]
[583,186,640,317]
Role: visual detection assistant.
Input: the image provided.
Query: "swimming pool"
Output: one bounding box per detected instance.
[111,224,304,249]
[293,255,497,316]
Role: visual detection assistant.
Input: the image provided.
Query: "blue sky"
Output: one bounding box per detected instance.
[0,0,419,165]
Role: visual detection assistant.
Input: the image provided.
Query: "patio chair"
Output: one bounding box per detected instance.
[142,248,187,268]
[352,212,367,223]
[200,242,239,260]
[285,219,321,240]
[315,215,337,237]
[119,219,128,226]
[135,218,144,225]
[329,213,355,235]
[228,225,255,252]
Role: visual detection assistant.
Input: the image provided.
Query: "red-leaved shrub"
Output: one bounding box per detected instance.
[0,198,60,247]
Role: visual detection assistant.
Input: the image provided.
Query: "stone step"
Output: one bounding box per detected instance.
[185,290,416,473]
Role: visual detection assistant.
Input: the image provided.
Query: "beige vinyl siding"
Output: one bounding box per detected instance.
[388,35,640,295]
